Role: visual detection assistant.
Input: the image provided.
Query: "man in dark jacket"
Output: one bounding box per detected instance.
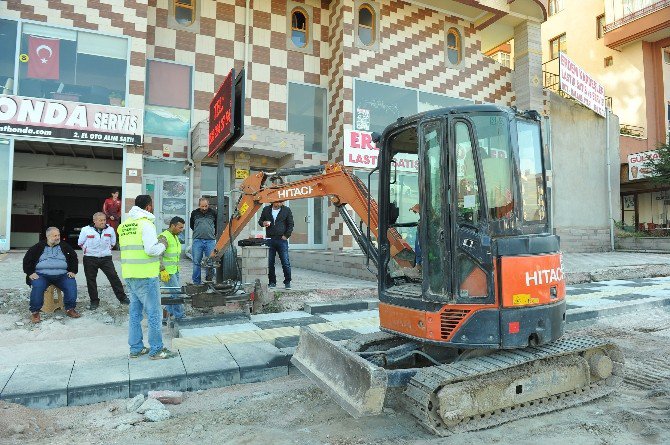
[189,197,217,284]
[23,226,81,323]
[258,201,294,288]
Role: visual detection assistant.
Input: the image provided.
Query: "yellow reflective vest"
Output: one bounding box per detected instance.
[160,229,181,274]
[118,217,160,278]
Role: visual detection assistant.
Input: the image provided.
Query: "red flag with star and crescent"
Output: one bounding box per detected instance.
[27,36,60,80]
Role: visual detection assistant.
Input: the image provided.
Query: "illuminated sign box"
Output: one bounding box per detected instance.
[208,68,245,158]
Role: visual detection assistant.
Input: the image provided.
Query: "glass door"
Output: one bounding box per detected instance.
[143,175,189,244]
[286,197,326,249]
[0,138,13,252]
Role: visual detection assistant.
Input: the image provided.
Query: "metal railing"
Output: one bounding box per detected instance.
[620,124,646,138]
[604,0,670,32]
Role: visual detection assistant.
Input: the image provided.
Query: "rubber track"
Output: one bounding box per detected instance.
[402,336,625,436]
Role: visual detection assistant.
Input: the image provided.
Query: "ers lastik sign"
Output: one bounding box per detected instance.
[208,69,234,157]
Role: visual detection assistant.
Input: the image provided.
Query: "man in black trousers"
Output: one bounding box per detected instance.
[258,201,294,289]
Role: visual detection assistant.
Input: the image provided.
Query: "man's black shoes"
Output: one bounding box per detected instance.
[88,301,99,310]
[119,298,131,305]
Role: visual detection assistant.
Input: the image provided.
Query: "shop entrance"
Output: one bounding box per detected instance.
[10,140,123,248]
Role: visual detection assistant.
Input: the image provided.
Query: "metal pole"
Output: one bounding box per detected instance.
[606,109,615,251]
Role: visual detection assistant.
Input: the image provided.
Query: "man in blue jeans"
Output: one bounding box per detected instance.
[23,227,81,323]
[259,201,294,289]
[189,198,217,284]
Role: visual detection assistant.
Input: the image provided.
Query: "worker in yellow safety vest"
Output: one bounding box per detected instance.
[117,194,176,360]
[158,216,186,324]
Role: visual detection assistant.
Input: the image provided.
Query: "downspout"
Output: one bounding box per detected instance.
[606,108,614,251]
[244,0,251,97]
[187,125,195,250]
[545,115,554,234]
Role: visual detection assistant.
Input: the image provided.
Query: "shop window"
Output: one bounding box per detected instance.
[17,23,129,106]
[418,91,471,112]
[548,0,564,16]
[201,164,231,194]
[288,82,327,153]
[291,8,308,48]
[549,33,566,59]
[604,56,613,68]
[446,28,462,66]
[145,60,192,139]
[0,19,18,95]
[596,14,605,39]
[355,79,417,133]
[355,1,380,51]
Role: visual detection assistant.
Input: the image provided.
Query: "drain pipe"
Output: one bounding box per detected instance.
[545,115,555,234]
[244,0,250,97]
[606,108,615,251]
[187,125,195,252]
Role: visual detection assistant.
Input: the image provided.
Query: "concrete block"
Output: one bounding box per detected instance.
[274,335,300,349]
[179,322,260,338]
[0,360,74,409]
[68,357,129,406]
[303,300,370,314]
[226,342,290,384]
[0,366,16,394]
[179,345,240,391]
[254,315,327,330]
[128,356,187,397]
[174,313,250,336]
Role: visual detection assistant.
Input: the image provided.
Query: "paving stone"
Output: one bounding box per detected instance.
[174,313,250,335]
[226,342,290,384]
[0,360,73,409]
[215,331,265,344]
[249,311,313,322]
[179,345,240,391]
[68,357,129,406]
[303,300,371,314]
[253,315,327,330]
[179,322,260,338]
[320,310,379,322]
[274,335,300,349]
[323,329,359,342]
[603,294,656,302]
[128,355,187,397]
[566,288,600,296]
[0,366,16,394]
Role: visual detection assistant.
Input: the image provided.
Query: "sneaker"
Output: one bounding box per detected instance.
[149,348,177,360]
[268,283,276,288]
[129,347,150,358]
[88,301,99,310]
[31,312,41,324]
[285,283,291,289]
[118,298,130,305]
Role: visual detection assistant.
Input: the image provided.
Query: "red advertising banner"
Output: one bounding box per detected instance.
[208,69,234,157]
[27,36,60,80]
[0,94,143,144]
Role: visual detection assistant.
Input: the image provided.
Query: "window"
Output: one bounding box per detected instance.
[418,91,471,112]
[664,51,670,64]
[174,0,196,25]
[516,120,546,223]
[455,122,480,224]
[604,56,614,67]
[291,8,308,48]
[288,83,327,153]
[446,28,462,65]
[548,0,564,16]
[549,33,566,59]
[358,4,375,46]
[17,23,128,106]
[490,51,511,68]
[0,19,17,95]
[596,14,605,39]
[355,80,417,133]
[144,60,192,139]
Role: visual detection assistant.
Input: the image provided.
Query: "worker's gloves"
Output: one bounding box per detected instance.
[160,270,170,282]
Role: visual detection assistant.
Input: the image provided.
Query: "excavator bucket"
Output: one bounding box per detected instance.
[291,326,388,418]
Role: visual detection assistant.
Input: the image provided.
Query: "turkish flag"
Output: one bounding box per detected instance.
[27,36,60,80]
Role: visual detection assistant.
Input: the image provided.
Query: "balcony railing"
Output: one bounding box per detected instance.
[620,124,646,138]
[604,0,670,32]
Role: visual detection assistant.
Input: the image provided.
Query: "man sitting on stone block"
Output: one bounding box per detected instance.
[23,226,81,323]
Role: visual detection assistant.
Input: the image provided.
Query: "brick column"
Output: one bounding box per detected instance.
[513,21,544,113]
[240,246,269,312]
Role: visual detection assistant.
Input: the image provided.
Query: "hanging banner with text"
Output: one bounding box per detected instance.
[0,94,143,144]
[343,129,419,172]
[628,150,659,181]
[559,52,606,117]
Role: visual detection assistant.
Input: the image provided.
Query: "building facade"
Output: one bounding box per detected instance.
[541,0,670,232]
[0,0,549,253]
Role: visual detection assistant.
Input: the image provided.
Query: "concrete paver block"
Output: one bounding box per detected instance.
[250,311,313,322]
[172,336,221,350]
[0,366,17,394]
[68,357,129,406]
[179,345,240,391]
[128,356,187,397]
[226,342,290,384]
[215,331,265,345]
[274,335,300,349]
[320,309,379,321]
[179,322,260,338]
[254,315,327,330]
[0,360,74,409]
[256,326,300,341]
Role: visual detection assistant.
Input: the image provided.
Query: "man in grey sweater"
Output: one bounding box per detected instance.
[189,197,217,284]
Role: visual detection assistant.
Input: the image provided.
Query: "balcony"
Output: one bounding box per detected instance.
[604,0,670,49]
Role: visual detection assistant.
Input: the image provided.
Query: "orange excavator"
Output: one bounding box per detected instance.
[203,105,623,435]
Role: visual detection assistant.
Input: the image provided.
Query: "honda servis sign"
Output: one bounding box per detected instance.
[0,95,143,144]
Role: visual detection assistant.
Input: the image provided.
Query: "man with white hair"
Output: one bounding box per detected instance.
[78,212,130,310]
[23,227,80,323]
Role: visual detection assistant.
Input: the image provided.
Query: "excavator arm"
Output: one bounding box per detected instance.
[210,163,415,269]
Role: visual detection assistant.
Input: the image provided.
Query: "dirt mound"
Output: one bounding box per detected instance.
[0,401,60,441]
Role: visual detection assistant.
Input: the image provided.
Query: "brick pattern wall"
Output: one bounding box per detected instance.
[556,228,612,253]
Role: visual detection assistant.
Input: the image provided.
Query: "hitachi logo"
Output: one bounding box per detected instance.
[277,186,313,199]
[525,267,564,287]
